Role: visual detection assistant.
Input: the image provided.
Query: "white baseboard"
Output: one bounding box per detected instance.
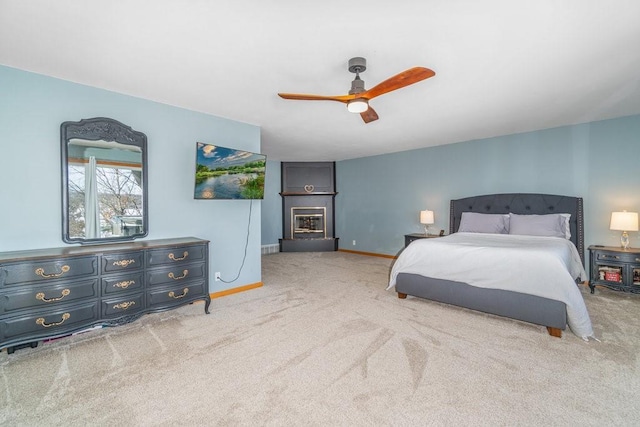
[261,244,280,255]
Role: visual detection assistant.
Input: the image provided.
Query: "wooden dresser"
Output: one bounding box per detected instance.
[0,237,210,354]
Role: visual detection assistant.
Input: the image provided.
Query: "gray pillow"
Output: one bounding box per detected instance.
[508,213,570,239]
[458,212,509,234]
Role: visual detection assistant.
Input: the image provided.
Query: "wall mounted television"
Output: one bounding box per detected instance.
[194,143,266,199]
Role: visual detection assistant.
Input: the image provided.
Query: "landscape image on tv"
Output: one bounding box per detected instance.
[194,143,266,199]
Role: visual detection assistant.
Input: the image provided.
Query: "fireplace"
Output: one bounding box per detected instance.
[292,207,326,238]
[279,162,338,252]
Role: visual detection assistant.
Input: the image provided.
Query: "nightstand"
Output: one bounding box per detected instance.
[588,245,640,294]
[404,233,443,248]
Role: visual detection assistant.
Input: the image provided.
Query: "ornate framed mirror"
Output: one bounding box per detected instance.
[61,117,148,244]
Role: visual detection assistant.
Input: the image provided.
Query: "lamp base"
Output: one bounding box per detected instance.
[424,226,430,236]
[621,231,630,250]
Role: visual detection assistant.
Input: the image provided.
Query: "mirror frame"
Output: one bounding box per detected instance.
[61,117,148,244]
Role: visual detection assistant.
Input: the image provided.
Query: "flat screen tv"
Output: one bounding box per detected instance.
[194,143,266,199]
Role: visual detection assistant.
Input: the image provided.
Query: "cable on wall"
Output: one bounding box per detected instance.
[219,199,253,283]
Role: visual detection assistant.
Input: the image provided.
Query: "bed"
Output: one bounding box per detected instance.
[388,193,594,339]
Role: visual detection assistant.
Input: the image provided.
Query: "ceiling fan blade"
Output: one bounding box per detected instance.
[278,93,354,103]
[360,106,379,123]
[361,67,435,100]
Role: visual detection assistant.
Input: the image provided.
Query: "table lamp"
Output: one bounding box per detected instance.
[420,210,435,236]
[610,211,639,250]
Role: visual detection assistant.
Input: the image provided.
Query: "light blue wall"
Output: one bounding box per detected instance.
[0,65,262,292]
[336,115,640,261]
[261,160,282,245]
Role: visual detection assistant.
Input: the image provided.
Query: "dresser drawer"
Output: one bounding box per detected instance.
[146,244,206,267]
[1,302,99,339]
[0,278,98,314]
[101,251,145,273]
[101,293,145,318]
[147,281,207,309]
[146,263,206,287]
[101,272,144,295]
[0,256,98,287]
[595,251,640,264]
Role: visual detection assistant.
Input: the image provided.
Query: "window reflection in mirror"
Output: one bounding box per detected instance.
[67,139,143,239]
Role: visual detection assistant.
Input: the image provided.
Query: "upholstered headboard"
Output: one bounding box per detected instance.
[449,193,584,265]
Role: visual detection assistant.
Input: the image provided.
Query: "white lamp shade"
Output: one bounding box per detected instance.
[420,210,435,225]
[610,211,639,231]
[347,99,368,113]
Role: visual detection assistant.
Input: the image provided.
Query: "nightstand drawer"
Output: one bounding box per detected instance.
[404,233,443,248]
[595,251,640,264]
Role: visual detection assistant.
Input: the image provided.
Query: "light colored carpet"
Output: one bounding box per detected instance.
[1,251,639,426]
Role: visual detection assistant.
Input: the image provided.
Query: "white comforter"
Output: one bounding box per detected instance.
[388,233,594,339]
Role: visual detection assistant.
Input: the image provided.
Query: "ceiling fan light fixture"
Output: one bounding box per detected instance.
[347,99,368,113]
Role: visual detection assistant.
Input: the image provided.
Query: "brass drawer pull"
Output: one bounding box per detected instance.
[34,265,70,279]
[168,288,189,299]
[35,288,71,303]
[113,301,136,310]
[600,254,620,260]
[36,313,70,328]
[114,280,135,289]
[113,259,136,268]
[168,270,189,280]
[168,251,189,261]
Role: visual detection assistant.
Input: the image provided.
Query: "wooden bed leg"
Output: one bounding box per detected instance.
[546,327,562,338]
[397,292,407,299]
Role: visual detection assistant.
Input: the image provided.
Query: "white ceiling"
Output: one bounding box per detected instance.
[1,1,639,161]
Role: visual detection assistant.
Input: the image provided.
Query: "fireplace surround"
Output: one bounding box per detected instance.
[279,162,338,252]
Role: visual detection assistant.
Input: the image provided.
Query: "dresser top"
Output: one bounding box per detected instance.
[0,237,209,263]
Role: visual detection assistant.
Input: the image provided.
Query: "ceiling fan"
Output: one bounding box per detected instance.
[278,57,435,123]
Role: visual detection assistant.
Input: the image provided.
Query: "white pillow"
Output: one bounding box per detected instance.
[458,212,509,234]
[508,213,571,239]
[559,213,571,239]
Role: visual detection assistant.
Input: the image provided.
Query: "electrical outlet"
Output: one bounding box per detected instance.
[352,240,356,246]
[215,272,221,281]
